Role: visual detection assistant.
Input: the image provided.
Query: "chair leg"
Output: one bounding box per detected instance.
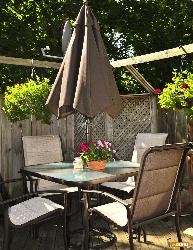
[32,225,39,239]
[63,193,69,250]
[175,212,182,241]
[128,224,134,250]
[82,193,90,250]
[62,211,68,250]
[142,226,147,242]
[3,216,11,250]
[137,227,141,242]
[175,212,184,250]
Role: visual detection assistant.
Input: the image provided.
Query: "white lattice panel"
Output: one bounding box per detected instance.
[74,95,151,160]
[113,95,151,160]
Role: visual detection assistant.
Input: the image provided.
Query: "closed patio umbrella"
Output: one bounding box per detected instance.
[46,4,122,119]
[46,4,122,144]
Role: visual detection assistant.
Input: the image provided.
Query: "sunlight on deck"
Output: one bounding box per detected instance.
[183,227,193,237]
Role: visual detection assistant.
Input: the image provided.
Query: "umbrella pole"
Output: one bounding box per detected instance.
[85,117,92,145]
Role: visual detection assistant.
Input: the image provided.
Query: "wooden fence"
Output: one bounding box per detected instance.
[0,94,188,182]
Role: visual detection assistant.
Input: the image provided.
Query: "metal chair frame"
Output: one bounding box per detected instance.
[82,143,192,250]
[0,176,68,250]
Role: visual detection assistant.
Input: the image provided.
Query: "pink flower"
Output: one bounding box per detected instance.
[181,83,190,89]
[153,89,161,94]
[89,140,95,145]
[76,152,81,156]
[97,140,104,147]
[78,143,88,152]
[104,141,111,148]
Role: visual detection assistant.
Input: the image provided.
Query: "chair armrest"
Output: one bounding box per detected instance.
[0,177,38,186]
[0,190,68,208]
[0,192,38,208]
[36,190,68,195]
[83,190,131,207]
[0,178,23,186]
[0,176,39,194]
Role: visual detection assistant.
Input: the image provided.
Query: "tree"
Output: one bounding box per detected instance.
[1,0,193,94]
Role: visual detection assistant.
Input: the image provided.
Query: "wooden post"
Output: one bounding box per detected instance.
[105,113,114,143]
[0,96,3,175]
[66,114,74,161]
[175,111,188,142]
[167,109,176,143]
[150,95,158,133]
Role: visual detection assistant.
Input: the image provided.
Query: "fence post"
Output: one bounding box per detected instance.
[150,95,158,133]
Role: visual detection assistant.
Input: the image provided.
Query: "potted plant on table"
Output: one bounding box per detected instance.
[77,140,116,170]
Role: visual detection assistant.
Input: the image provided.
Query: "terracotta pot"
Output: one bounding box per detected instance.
[87,160,107,170]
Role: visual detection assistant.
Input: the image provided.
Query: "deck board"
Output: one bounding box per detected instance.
[0,212,193,250]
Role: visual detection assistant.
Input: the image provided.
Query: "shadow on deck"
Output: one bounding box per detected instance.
[0,211,193,250]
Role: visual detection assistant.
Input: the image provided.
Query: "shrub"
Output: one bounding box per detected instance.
[2,78,52,124]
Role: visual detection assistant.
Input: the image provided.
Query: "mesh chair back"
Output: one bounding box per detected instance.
[22,135,64,192]
[131,143,190,223]
[22,135,63,166]
[131,133,168,163]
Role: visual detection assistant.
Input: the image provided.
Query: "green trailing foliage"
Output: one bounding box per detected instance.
[2,77,52,124]
[158,70,193,119]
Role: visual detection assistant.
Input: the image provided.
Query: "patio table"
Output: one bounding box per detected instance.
[20,162,139,249]
[20,162,139,188]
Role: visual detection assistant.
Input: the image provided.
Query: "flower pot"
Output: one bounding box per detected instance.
[87,160,107,170]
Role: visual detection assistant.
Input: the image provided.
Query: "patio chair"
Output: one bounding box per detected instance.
[0,176,68,250]
[22,135,78,195]
[101,133,168,197]
[82,143,191,250]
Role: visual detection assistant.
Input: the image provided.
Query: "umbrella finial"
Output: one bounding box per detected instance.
[83,0,88,5]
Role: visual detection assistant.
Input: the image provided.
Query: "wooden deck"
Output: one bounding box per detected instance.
[0,210,193,250]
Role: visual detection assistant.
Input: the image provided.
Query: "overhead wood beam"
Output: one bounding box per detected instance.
[125,65,155,93]
[0,56,61,69]
[1,43,193,70]
[110,43,193,68]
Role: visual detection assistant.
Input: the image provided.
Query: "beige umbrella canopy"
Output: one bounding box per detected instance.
[46,4,122,119]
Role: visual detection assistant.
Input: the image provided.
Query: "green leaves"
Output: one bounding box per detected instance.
[158,70,193,119]
[2,77,52,124]
[1,0,193,94]
[79,141,114,162]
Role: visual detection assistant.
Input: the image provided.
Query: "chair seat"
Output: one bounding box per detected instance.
[101,181,135,193]
[28,179,78,195]
[38,180,78,193]
[102,160,137,194]
[8,197,64,226]
[93,198,132,227]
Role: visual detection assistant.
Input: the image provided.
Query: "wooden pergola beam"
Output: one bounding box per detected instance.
[1,43,193,70]
[0,56,61,69]
[110,44,193,68]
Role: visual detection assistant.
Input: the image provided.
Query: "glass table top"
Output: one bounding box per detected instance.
[23,161,139,186]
